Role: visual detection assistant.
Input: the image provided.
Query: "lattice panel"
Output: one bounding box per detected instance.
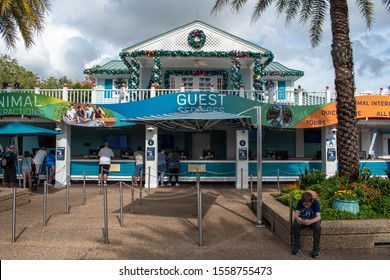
[128,23,264,53]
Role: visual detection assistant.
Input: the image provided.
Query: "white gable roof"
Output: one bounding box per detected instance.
[122,20,271,55]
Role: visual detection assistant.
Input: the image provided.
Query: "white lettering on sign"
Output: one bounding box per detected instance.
[176,93,225,111]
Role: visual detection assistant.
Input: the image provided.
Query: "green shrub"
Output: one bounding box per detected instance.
[271,167,390,220]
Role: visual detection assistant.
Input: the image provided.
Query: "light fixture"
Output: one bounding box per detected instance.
[147,125,155,131]
[55,127,62,132]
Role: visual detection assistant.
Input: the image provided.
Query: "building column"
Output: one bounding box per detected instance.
[55,124,71,188]
[236,130,249,189]
[145,125,158,188]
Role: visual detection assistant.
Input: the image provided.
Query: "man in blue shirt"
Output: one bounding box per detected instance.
[292,191,321,258]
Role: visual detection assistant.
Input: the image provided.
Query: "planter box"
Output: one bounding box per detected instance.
[253,192,390,250]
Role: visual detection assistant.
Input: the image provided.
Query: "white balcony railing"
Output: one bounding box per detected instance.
[0,85,388,106]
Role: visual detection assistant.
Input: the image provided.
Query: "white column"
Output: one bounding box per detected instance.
[297,86,303,105]
[236,130,249,189]
[323,126,338,178]
[150,83,156,98]
[360,129,370,157]
[91,83,97,104]
[55,124,71,188]
[6,83,12,92]
[34,83,40,94]
[145,125,158,188]
[325,86,331,103]
[62,83,68,101]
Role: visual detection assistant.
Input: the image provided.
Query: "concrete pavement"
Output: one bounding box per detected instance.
[0,183,389,260]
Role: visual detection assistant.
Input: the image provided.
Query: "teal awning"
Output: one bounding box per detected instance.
[122,110,253,132]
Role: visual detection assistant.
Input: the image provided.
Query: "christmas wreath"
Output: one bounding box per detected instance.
[188,29,206,49]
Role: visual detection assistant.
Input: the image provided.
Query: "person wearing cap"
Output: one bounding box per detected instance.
[97,142,114,186]
[2,145,18,188]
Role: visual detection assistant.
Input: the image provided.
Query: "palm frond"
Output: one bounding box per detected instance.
[211,0,232,14]
[356,0,374,29]
[251,0,275,22]
[382,0,390,11]
[309,0,328,48]
[231,0,249,13]
[285,0,301,26]
[299,0,313,24]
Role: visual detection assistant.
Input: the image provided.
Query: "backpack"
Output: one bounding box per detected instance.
[1,154,11,169]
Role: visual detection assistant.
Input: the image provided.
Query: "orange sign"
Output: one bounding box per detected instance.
[294,95,390,128]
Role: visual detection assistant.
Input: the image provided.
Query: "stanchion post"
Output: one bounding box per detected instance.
[148,166,151,194]
[139,172,143,205]
[82,170,86,205]
[46,167,49,184]
[43,181,47,226]
[250,174,253,208]
[240,168,243,196]
[66,176,70,214]
[131,184,135,214]
[99,168,103,195]
[289,192,293,247]
[103,184,109,244]
[277,168,280,193]
[12,187,16,242]
[120,181,124,227]
[197,177,203,246]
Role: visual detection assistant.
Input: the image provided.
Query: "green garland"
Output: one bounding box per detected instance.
[120,49,274,59]
[188,29,206,49]
[149,57,162,86]
[122,57,140,89]
[230,58,241,90]
[164,70,228,89]
[253,59,264,90]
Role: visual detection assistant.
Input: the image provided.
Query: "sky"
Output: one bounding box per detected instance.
[1,0,389,92]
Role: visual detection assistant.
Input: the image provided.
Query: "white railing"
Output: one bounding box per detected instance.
[0,86,388,106]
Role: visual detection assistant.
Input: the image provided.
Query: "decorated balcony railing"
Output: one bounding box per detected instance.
[0,85,387,106]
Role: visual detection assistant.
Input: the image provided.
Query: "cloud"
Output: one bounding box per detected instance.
[0,0,389,91]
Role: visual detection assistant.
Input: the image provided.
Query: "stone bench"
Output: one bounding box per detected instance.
[252,193,390,250]
[0,187,30,213]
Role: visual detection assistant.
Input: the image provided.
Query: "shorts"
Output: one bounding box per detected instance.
[99,164,110,175]
[134,164,143,176]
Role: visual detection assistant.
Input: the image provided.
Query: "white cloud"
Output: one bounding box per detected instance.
[0,0,389,91]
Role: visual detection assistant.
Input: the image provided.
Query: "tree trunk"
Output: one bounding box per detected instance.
[330,0,360,180]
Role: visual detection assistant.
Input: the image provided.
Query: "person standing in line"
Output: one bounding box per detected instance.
[45,149,56,184]
[167,148,180,186]
[33,147,46,177]
[98,142,114,186]
[133,146,144,185]
[22,150,34,191]
[2,145,18,188]
[291,191,321,258]
[157,148,167,186]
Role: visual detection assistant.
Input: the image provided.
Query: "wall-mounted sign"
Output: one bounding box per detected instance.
[146,147,155,161]
[57,147,65,161]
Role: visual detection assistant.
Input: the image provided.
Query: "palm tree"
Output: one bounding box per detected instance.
[0,0,51,50]
[212,0,389,180]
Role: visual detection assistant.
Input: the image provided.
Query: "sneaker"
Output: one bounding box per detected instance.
[103,182,107,186]
[291,244,301,255]
[167,183,172,186]
[175,183,180,186]
[98,181,101,185]
[311,248,320,258]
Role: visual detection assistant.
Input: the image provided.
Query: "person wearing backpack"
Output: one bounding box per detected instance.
[133,146,144,186]
[2,145,18,188]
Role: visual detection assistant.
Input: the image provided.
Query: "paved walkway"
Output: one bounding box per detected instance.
[0,183,389,260]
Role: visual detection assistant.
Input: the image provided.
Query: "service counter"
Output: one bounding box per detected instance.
[69,158,325,182]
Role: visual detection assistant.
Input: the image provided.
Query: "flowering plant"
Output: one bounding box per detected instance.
[334,189,357,201]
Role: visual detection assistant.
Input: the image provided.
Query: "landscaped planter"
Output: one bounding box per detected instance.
[253,192,390,250]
